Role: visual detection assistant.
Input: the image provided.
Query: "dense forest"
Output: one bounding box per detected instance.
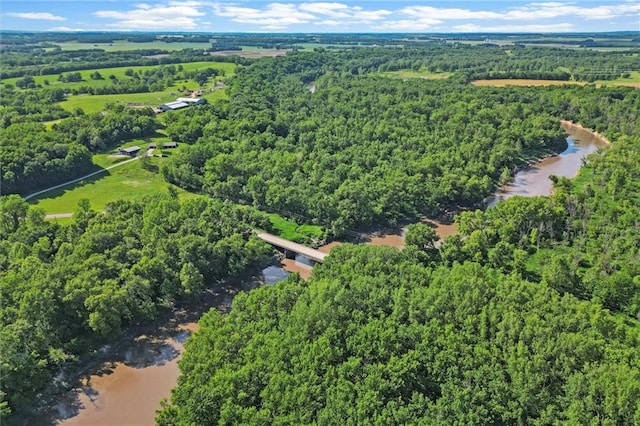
[159,246,640,425]
[159,134,640,425]
[2,43,638,199]
[0,104,156,195]
[0,195,273,416]
[1,34,640,422]
[162,51,640,235]
[0,46,246,80]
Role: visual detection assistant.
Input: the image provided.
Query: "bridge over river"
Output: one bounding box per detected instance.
[255,231,327,263]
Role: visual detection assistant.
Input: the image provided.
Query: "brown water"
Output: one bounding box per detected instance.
[56,324,195,426]
[43,123,606,426]
[40,280,261,426]
[486,126,608,206]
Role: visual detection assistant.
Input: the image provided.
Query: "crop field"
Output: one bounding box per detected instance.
[378,69,452,80]
[1,61,237,90]
[472,79,588,87]
[30,158,193,214]
[47,40,213,52]
[472,71,640,88]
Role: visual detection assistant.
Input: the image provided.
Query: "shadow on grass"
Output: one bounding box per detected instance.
[28,169,113,206]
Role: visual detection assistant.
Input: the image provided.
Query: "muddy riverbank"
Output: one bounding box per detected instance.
[486,124,609,206]
[27,272,274,426]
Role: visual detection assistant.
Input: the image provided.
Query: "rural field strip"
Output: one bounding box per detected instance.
[24,157,139,201]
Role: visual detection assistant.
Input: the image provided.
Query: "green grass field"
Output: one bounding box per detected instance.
[59,89,179,114]
[91,135,176,168]
[2,61,237,91]
[48,40,213,52]
[264,213,325,243]
[30,158,193,214]
[378,69,452,80]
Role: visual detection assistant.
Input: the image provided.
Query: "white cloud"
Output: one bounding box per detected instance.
[212,2,391,29]
[376,18,443,32]
[314,19,341,26]
[299,2,352,18]
[401,6,501,21]
[60,1,638,32]
[453,23,576,32]
[94,3,205,29]
[48,26,85,32]
[5,12,66,21]
[398,2,640,23]
[213,3,315,28]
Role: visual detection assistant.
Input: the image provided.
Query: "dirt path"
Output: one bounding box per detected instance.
[46,213,74,219]
[24,157,139,201]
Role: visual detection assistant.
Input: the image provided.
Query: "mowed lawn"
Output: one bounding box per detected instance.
[1,61,237,90]
[30,159,193,214]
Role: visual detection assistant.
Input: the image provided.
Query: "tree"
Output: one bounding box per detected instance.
[0,195,28,235]
[404,222,440,263]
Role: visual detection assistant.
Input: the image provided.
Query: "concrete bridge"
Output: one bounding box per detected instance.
[255,232,327,263]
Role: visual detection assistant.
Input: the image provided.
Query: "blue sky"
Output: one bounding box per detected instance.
[1,1,639,33]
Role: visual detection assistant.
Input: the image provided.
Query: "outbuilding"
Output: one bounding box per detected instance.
[159,101,189,111]
[176,97,206,105]
[119,146,141,156]
[163,142,178,149]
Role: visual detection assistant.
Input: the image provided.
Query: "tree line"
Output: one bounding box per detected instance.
[161,51,639,236]
[1,104,157,195]
[0,194,274,418]
[158,243,640,425]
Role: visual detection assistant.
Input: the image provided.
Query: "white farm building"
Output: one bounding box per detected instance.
[159,101,190,111]
[158,97,206,112]
[176,97,206,105]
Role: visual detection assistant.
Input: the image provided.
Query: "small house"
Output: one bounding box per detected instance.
[163,142,178,149]
[147,143,157,150]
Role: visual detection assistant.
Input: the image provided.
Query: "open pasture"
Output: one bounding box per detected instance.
[30,158,192,214]
[1,61,236,90]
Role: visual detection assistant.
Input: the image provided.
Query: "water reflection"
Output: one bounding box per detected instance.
[261,265,290,284]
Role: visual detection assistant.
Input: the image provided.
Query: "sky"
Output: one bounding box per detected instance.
[1,1,639,33]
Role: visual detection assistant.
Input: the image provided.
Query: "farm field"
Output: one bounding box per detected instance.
[472,71,640,88]
[378,69,452,79]
[47,40,213,52]
[210,48,289,58]
[59,85,228,114]
[1,61,237,90]
[29,158,193,214]
[59,89,183,114]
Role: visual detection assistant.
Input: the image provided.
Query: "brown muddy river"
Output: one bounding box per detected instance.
[486,123,608,206]
[43,123,606,425]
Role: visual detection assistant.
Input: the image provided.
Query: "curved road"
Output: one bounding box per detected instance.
[24,157,139,201]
